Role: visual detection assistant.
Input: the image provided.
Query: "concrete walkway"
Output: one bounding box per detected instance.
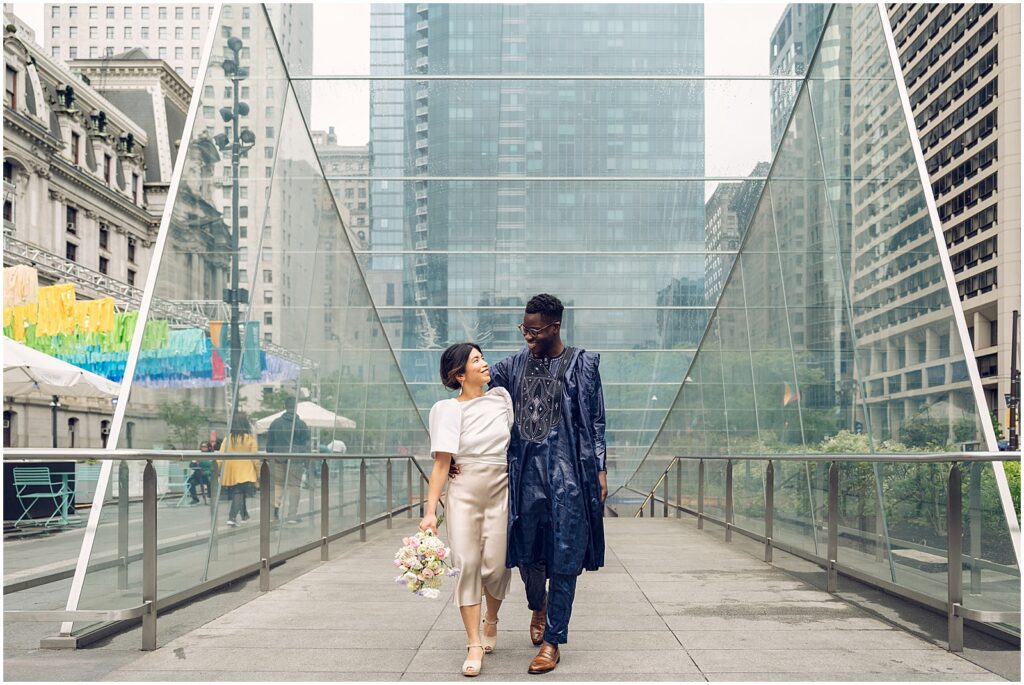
[95,517,1005,682]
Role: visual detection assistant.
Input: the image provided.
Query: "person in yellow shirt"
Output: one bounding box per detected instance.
[217,414,260,527]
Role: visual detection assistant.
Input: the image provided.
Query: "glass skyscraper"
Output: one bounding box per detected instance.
[372,4,707,480]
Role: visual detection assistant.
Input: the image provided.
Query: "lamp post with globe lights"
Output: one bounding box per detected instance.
[213,36,256,409]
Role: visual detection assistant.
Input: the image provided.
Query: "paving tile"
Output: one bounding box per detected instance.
[420,629,682,651]
[687,649,989,675]
[406,648,700,675]
[108,671,407,682]
[702,673,1006,682]
[673,629,941,651]
[664,615,892,632]
[122,646,417,673]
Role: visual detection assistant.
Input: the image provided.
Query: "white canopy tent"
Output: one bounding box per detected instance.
[3,337,120,447]
[4,337,120,399]
[254,401,356,433]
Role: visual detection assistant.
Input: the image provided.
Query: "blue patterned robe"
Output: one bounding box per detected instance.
[489,347,606,575]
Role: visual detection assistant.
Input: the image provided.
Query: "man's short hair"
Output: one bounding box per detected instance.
[525,293,564,322]
[284,395,296,411]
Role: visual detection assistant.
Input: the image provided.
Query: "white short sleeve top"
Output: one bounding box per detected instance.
[428,387,514,465]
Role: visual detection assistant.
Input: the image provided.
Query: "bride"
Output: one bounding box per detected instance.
[420,342,513,677]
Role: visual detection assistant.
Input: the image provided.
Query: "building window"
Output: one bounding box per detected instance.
[103,154,112,184]
[175,28,183,41]
[175,47,183,60]
[69,25,78,39]
[264,146,274,159]
[99,224,108,249]
[4,409,16,447]
[127,269,136,286]
[192,7,200,20]
[242,7,251,19]
[66,206,78,234]
[4,66,16,109]
[88,5,97,19]
[105,46,114,57]
[124,27,132,39]
[192,68,199,80]
[265,126,274,138]
[99,256,109,274]
[141,6,149,19]
[68,6,77,17]
[158,7,167,20]
[263,291,273,304]
[51,6,59,18]
[175,7,184,20]
[88,26,97,39]
[51,47,60,59]
[127,237,136,263]
[239,225,247,238]
[66,241,78,262]
[262,247,271,262]
[264,332,273,343]
[192,27,200,40]
[68,417,79,447]
[106,6,114,19]
[263,269,272,283]
[264,312,273,325]
[71,133,80,164]
[106,26,114,39]
[100,419,111,447]
[158,27,167,40]
[124,6,132,19]
[192,47,201,60]
[141,26,149,39]
[159,47,167,59]
[90,46,98,58]
[132,173,139,203]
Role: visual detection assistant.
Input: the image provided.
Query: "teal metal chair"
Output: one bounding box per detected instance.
[74,463,103,504]
[154,462,192,506]
[12,466,74,527]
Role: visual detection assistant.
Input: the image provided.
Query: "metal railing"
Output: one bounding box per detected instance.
[3,449,431,651]
[624,451,1021,652]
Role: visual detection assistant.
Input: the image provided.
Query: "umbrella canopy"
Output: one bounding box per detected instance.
[254,401,356,433]
[3,337,120,399]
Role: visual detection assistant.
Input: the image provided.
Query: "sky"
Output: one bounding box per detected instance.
[14,2,790,189]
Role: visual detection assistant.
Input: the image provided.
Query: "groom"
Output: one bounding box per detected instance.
[489,293,607,674]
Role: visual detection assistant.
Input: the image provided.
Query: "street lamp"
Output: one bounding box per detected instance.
[213,36,255,413]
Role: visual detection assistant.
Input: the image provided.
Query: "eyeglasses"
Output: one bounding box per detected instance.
[517,321,560,337]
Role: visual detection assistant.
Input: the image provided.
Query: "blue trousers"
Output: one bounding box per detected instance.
[519,561,578,645]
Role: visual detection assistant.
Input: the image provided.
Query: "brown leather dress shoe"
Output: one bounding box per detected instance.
[529,607,545,646]
[528,642,560,674]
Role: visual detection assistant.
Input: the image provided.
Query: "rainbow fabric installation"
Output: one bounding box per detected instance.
[1,267,298,388]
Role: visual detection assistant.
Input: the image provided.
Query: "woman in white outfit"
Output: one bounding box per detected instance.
[420,342,513,677]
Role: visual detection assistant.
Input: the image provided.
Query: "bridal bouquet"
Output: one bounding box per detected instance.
[393,517,460,598]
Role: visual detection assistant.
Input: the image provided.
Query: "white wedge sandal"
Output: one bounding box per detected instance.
[482,617,499,653]
[462,643,484,677]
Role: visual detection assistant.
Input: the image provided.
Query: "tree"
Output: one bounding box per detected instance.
[158,399,207,450]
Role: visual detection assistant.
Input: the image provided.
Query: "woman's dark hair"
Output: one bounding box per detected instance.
[229,413,251,438]
[439,342,482,391]
[525,293,564,322]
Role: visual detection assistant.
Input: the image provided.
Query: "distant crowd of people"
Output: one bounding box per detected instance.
[181,396,339,529]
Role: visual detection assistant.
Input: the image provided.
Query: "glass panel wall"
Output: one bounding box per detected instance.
[631,3,1018,618]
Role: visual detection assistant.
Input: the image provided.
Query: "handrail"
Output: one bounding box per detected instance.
[3,452,431,651]
[628,453,1021,653]
[3,449,424,462]
[628,451,1018,464]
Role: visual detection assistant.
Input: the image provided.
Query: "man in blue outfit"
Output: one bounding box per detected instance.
[489,293,607,674]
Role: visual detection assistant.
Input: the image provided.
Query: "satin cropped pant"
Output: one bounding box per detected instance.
[444,461,512,607]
